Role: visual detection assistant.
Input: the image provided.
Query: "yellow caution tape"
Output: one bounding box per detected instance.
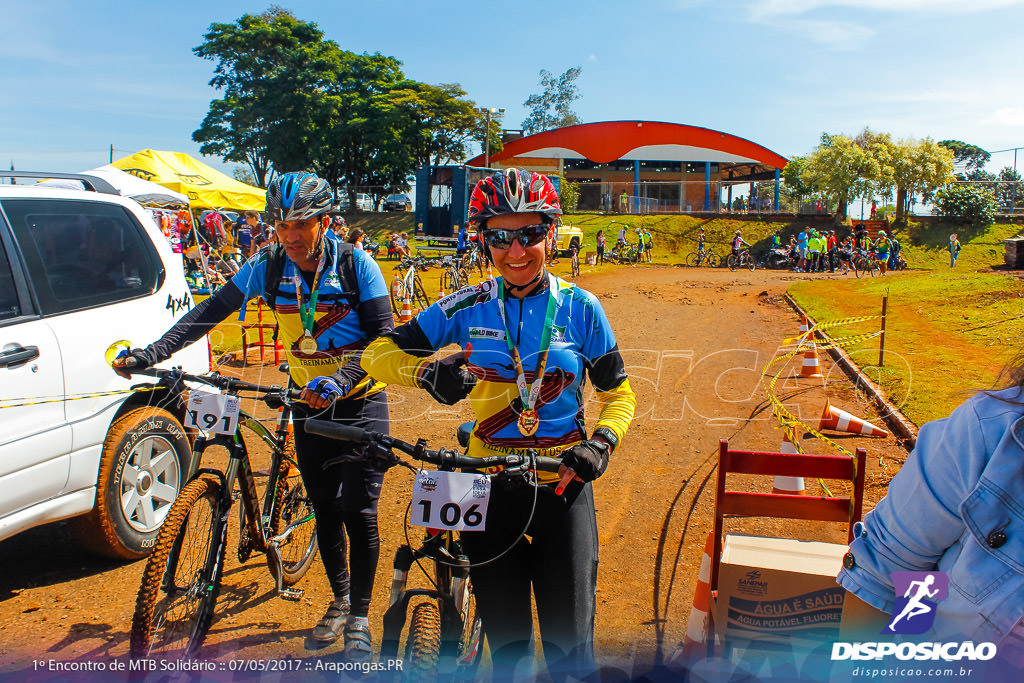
[0,385,160,409]
[782,315,881,345]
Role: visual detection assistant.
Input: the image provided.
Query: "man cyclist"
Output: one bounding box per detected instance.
[641,227,654,263]
[874,230,891,275]
[697,226,707,254]
[112,173,393,657]
[730,229,751,262]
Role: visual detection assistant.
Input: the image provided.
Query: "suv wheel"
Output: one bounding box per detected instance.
[69,407,191,560]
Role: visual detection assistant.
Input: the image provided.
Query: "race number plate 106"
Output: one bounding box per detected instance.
[411,470,491,531]
[185,390,240,435]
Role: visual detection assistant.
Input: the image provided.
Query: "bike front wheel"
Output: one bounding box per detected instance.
[405,601,442,680]
[413,274,432,312]
[130,475,226,660]
[706,252,721,268]
[745,254,756,271]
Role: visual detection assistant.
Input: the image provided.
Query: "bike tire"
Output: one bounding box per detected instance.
[707,253,721,268]
[853,257,865,278]
[390,278,407,314]
[727,254,738,271]
[685,252,700,267]
[130,475,225,660]
[405,601,442,681]
[273,449,318,585]
[746,254,756,272]
[413,274,432,312]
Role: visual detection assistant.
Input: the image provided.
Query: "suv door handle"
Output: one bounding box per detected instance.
[0,345,40,368]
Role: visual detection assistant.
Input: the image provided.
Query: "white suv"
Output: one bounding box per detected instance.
[0,172,209,559]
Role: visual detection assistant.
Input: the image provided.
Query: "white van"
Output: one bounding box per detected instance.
[0,173,209,559]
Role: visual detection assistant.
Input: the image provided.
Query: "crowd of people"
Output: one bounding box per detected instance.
[766,223,905,274]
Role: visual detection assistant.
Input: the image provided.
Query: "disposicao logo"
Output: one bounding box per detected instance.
[885,571,947,635]
[830,571,997,663]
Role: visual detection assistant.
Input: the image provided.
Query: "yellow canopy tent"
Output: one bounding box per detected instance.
[112,149,266,211]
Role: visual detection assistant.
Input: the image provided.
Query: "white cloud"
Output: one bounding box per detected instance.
[750,0,1024,16]
[587,53,598,62]
[983,108,1024,127]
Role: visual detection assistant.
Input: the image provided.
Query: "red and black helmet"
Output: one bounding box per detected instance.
[468,168,562,226]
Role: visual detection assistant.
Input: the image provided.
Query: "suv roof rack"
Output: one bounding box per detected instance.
[0,171,119,196]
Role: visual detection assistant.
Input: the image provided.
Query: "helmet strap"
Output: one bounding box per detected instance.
[504,267,548,297]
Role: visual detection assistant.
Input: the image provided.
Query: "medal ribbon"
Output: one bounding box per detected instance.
[495,273,559,416]
[293,245,329,338]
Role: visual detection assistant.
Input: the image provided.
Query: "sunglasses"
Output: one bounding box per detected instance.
[482,224,549,250]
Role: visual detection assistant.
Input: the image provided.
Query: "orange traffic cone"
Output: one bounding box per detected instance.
[799,314,810,335]
[669,530,717,669]
[819,400,889,437]
[438,279,446,300]
[399,297,413,323]
[799,341,824,378]
[486,262,494,280]
[773,430,806,495]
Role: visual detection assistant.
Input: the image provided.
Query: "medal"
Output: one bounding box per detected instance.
[293,251,328,355]
[299,333,318,354]
[496,274,559,440]
[517,409,540,437]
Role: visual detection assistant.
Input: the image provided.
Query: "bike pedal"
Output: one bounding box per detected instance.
[279,586,304,601]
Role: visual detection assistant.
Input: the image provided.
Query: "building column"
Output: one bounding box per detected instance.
[774,168,781,212]
[633,161,640,210]
[704,162,711,211]
[727,183,733,213]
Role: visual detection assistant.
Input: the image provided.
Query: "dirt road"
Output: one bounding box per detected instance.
[0,266,909,678]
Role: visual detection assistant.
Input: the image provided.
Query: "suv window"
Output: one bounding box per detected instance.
[0,237,19,321]
[2,199,160,316]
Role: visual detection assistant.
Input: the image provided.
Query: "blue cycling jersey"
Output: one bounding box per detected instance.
[415,276,622,455]
[232,233,389,387]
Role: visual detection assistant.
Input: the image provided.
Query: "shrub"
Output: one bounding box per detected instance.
[935,185,996,227]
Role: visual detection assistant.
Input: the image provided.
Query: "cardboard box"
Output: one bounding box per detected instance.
[714,534,848,645]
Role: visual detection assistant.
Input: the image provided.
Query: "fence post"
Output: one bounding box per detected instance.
[878,290,888,367]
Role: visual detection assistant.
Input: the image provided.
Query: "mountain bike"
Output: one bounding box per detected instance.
[853,250,880,278]
[686,246,721,267]
[127,367,317,660]
[570,247,580,278]
[460,243,485,281]
[391,257,431,315]
[727,248,756,271]
[304,420,562,681]
[440,255,467,295]
[609,240,641,264]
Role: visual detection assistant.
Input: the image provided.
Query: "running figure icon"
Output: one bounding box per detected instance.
[887,574,939,632]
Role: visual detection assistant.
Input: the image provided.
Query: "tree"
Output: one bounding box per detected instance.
[938,140,991,180]
[995,166,1021,212]
[935,184,996,227]
[232,166,258,186]
[192,8,335,186]
[390,82,492,167]
[891,137,954,223]
[801,133,876,221]
[521,67,582,135]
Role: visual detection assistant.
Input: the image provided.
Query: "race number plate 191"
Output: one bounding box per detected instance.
[411,470,491,531]
[185,390,240,435]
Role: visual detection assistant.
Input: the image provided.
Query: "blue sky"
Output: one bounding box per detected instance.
[4,0,1024,177]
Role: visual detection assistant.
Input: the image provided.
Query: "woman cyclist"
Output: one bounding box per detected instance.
[112,173,393,657]
[361,168,636,677]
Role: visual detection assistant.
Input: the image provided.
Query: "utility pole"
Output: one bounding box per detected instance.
[110,144,114,164]
[475,107,504,168]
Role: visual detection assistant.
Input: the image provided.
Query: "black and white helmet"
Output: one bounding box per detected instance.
[266,172,333,222]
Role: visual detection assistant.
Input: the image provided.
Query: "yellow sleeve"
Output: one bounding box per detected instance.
[594,377,636,446]
[361,336,430,388]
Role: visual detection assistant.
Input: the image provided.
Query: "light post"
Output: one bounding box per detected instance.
[476,107,504,168]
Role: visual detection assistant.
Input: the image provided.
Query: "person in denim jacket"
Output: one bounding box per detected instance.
[837,380,1024,663]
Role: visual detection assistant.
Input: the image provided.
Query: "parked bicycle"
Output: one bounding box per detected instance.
[304,420,562,680]
[391,257,432,314]
[570,247,580,278]
[461,243,485,280]
[609,240,641,264]
[440,255,468,294]
[727,248,756,272]
[127,366,317,660]
[686,246,722,267]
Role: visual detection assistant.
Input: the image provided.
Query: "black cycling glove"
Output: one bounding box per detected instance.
[417,353,477,405]
[113,347,158,379]
[559,439,611,482]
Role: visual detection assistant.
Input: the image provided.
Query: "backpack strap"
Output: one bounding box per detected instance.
[263,244,288,313]
[263,240,366,332]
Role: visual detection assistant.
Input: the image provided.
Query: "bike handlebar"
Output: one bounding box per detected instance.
[128,367,302,401]
[304,420,563,474]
